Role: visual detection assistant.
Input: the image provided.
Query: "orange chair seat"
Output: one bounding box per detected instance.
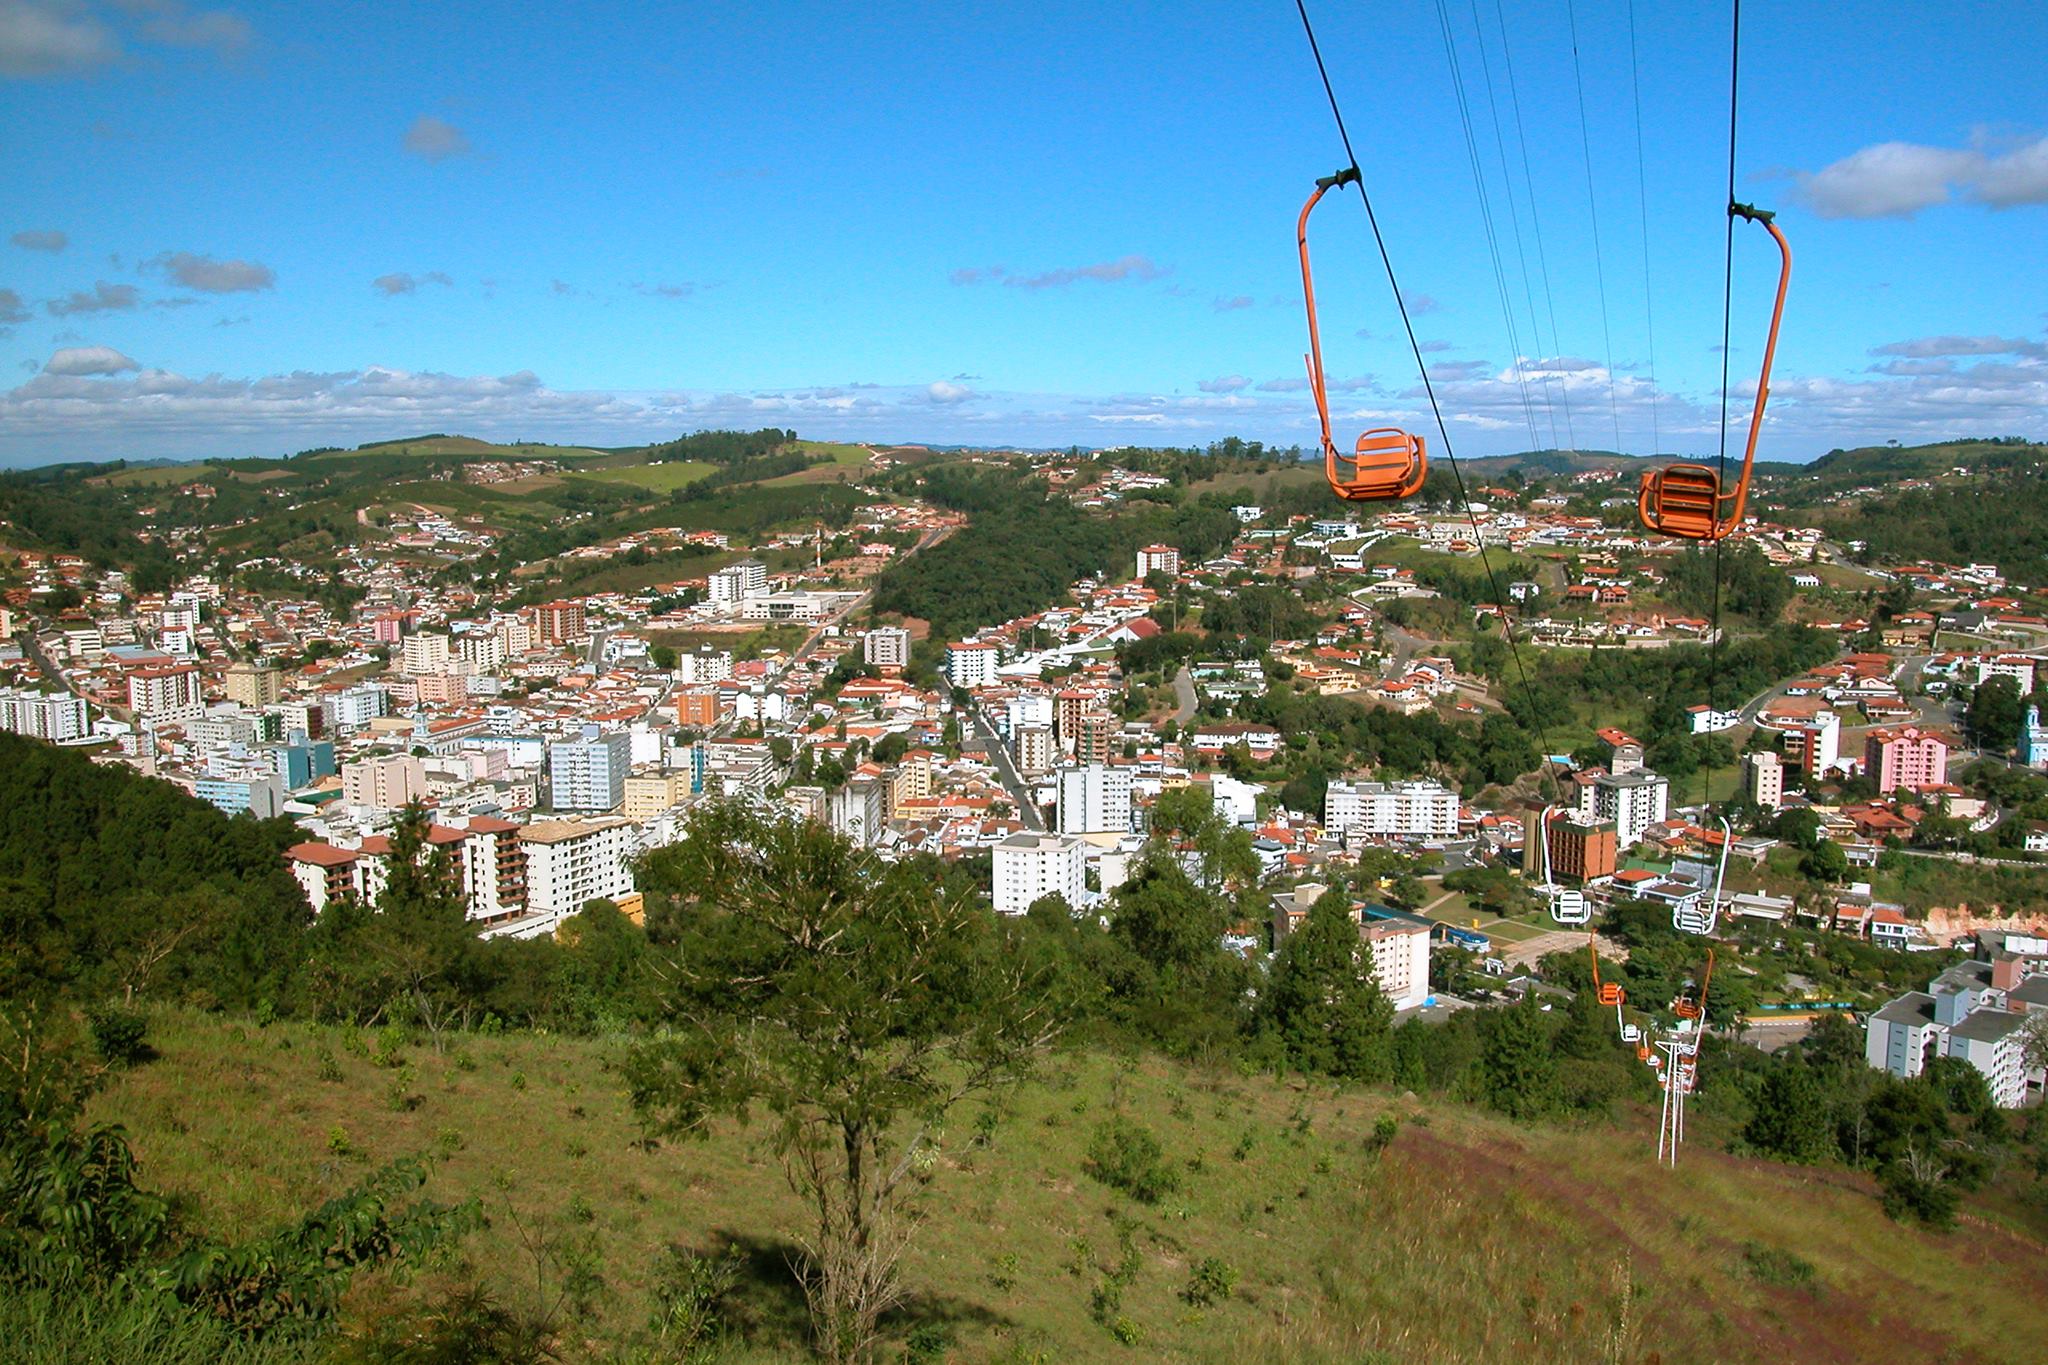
[1597,983,1624,1008]
[1640,463,1726,540]
[1329,428,1426,502]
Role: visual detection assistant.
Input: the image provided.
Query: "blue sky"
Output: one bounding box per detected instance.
[2,0,2044,466]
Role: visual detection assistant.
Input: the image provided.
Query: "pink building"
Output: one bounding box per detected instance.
[1864,726,1948,794]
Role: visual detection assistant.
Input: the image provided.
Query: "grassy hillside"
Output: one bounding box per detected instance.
[78,1008,2048,1364]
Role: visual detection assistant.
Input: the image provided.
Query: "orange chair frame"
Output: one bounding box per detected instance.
[1589,932,1625,1009]
[1638,202,1792,541]
[1298,170,1427,502]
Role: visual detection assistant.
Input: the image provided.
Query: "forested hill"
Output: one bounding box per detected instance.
[0,732,308,1009]
[1784,440,2048,581]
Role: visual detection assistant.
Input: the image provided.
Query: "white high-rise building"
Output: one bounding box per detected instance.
[549,730,631,811]
[1594,769,1670,849]
[0,688,90,742]
[708,560,770,607]
[676,648,734,684]
[456,630,506,673]
[328,683,391,731]
[127,665,203,720]
[863,627,911,670]
[1323,779,1458,839]
[1055,763,1133,835]
[520,817,636,928]
[945,641,1001,690]
[1136,544,1181,580]
[992,831,1086,915]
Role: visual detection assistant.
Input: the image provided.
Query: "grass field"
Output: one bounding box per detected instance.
[80,1008,2048,1364]
[567,461,718,493]
[758,441,875,487]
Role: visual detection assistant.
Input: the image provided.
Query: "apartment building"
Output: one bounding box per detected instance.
[1323,779,1459,840]
[127,664,203,720]
[1745,750,1784,813]
[863,626,911,670]
[521,817,636,927]
[708,560,769,607]
[549,730,631,811]
[222,662,284,707]
[945,641,1001,690]
[534,600,586,645]
[0,688,90,742]
[1866,956,2046,1109]
[342,753,429,811]
[1054,762,1133,836]
[1136,544,1181,579]
[1864,726,1949,794]
[991,831,1086,915]
[1590,769,1669,850]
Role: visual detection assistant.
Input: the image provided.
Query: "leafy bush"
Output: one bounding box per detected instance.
[1180,1256,1238,1307]
[87,1005,149,1067]
[1085,1117,1180,1204]
[1739,1241,1818,1290]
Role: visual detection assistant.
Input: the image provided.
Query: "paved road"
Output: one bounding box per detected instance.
[968,705,1044,832]
[18,630,73,692]
[1171,666,1196,724]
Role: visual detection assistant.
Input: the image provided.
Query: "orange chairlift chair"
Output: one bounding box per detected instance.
[1298,169,1427,502]
[1638,201,1792,540]
[1588,932,1623,1010]
[1672,949,1717,1022]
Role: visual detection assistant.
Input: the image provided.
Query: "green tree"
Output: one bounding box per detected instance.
[1744,1063,1834,1163]
[1966,676,2023,750]
[1261,890,1393,1081]
[624,802,1060,1364]
[1480,995,1560,1120]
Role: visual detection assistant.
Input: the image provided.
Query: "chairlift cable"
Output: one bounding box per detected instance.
[1292,0,1565,808]
[1565,0,1627,457]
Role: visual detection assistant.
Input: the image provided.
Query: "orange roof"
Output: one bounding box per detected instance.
[285,840,356,867]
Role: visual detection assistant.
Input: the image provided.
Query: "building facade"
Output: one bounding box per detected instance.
[1054,762,1133,836]
[862,626,911,670]
[549,730,631,811]
[1864,726,1949,794]
[1324,779,1459,840]
[991,831,1086,915]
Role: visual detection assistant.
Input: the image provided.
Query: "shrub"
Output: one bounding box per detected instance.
[1739,1241,1818,1290]
[87,1005,149,1067]
[1180,1256,1238,1307]
[1085,1117,1180,1205]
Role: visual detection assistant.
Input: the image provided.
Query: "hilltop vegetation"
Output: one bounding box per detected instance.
[6,740,2048,1362]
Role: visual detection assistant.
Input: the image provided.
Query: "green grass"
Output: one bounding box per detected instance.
[567,461,718,493]
[79,1008,2048,1364]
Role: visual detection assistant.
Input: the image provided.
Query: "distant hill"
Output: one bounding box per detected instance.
[1783,437,2046,492]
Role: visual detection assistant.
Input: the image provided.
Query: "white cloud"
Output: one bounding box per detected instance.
[1198,375,1249,394]
[11,228,67,251]
[1211,295,1253,312]
[925,380,973,404]
[1400,290,1441,314]
[150,250,273,292]
[403,114,473,163]
[0,0,119,78]
[629,281,694,299]
[0,287,26,326]
[43,345,138,375]
[46,280,139,314]
[1792,133,2048,218]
